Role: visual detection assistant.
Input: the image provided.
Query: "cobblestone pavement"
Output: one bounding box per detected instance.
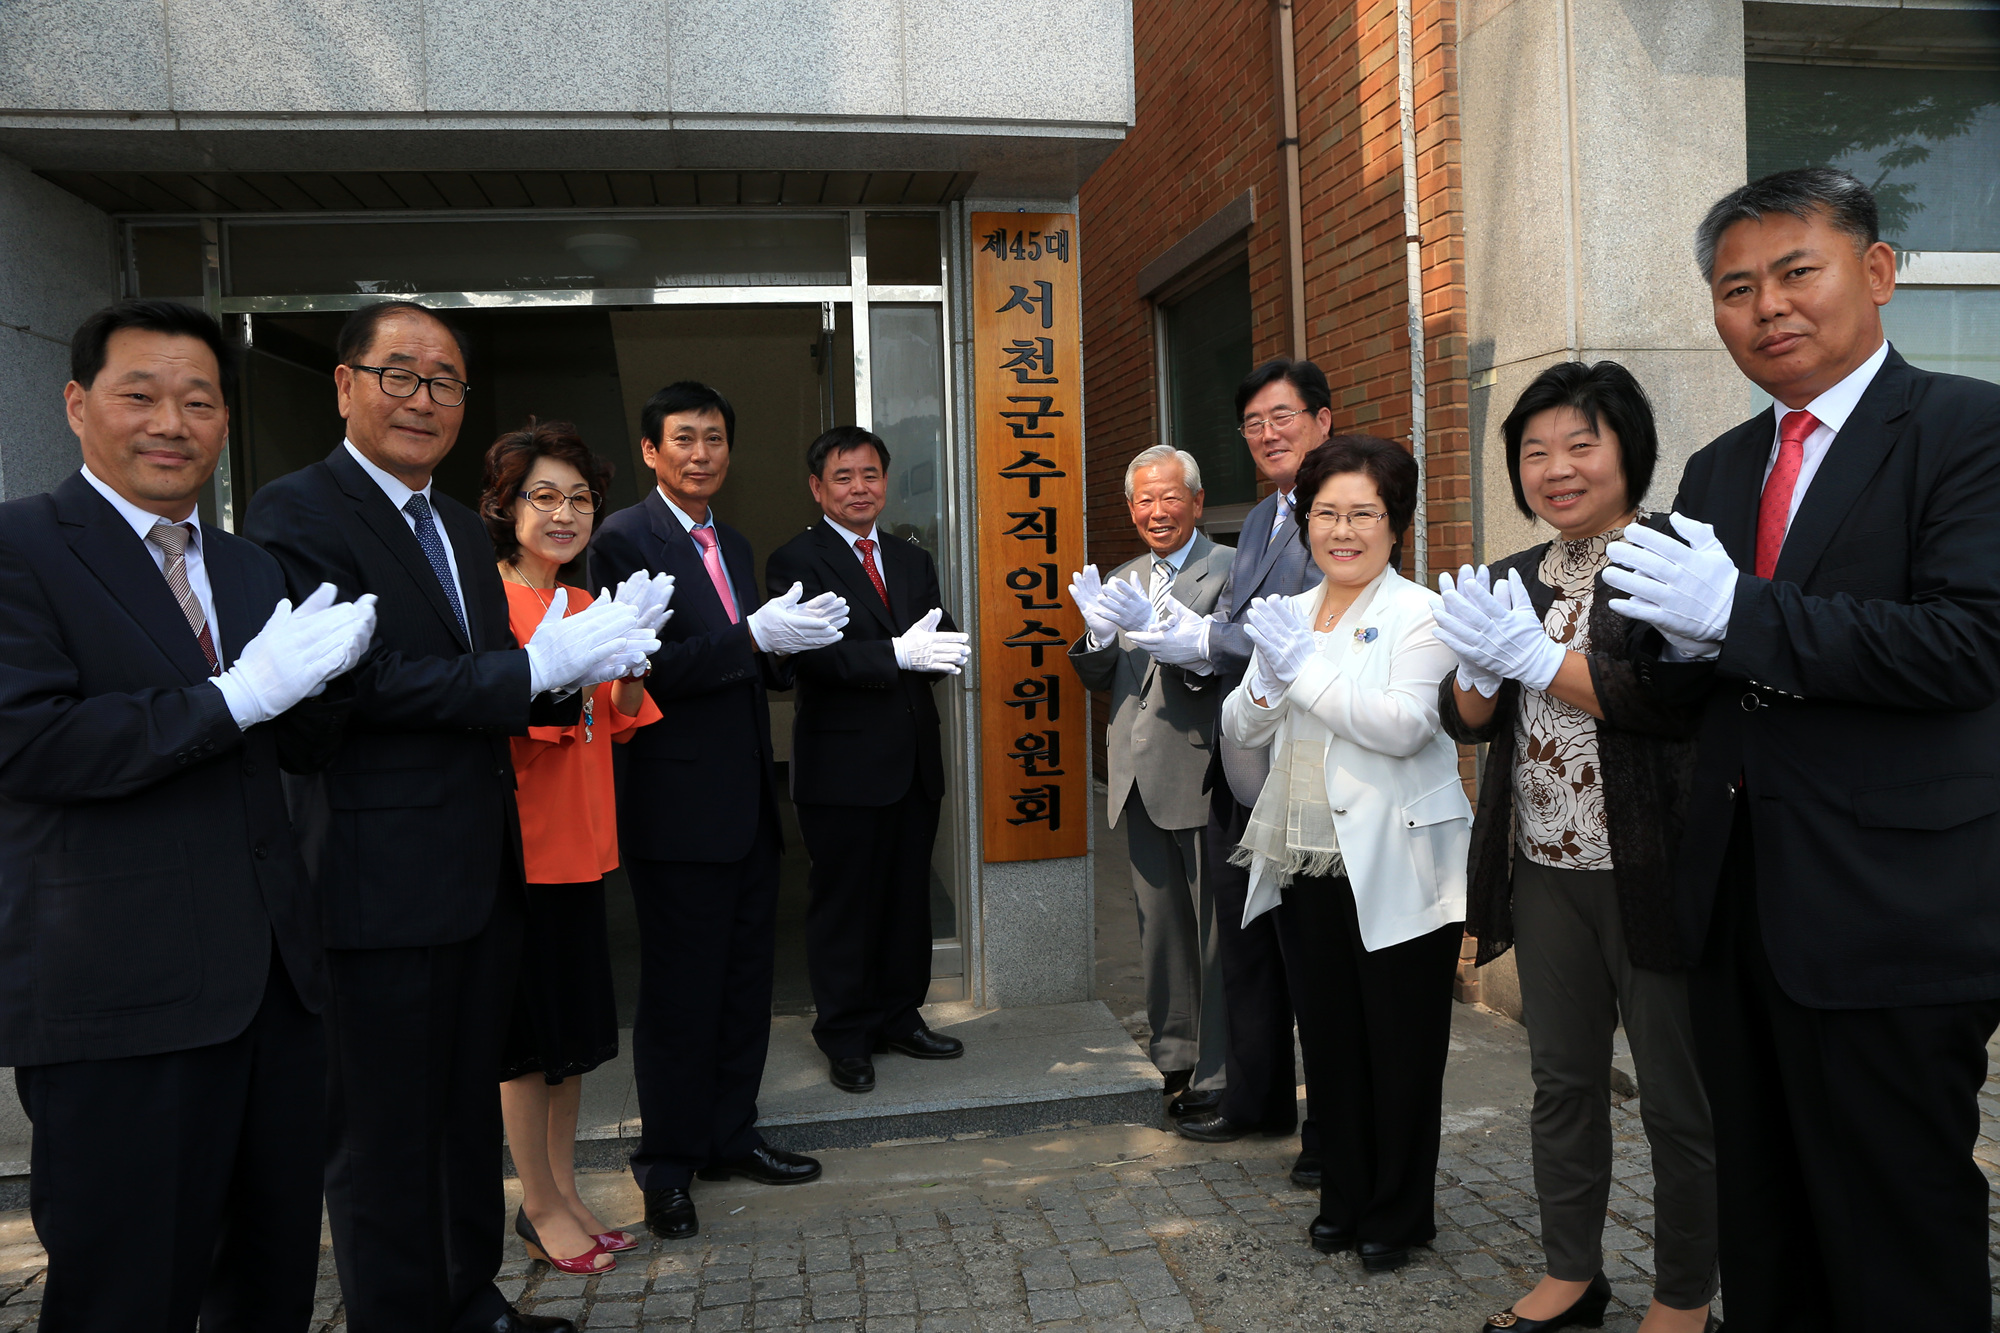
[7,1012,2000,1331]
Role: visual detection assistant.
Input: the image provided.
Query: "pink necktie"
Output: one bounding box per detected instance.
[690,525,739,623]
[1756,410,1820,579]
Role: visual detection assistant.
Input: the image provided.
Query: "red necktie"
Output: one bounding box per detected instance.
[1756,410,1820,579]
[854,538,890,606]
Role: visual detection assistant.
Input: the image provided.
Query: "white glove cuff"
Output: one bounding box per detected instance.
[1520,640,1567,694]
[893,637,913,671]
[525,641,556,696]
[211,672,268,731]
[1457,665,1501,699]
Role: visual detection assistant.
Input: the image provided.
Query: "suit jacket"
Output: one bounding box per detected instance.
[591,489,788,865]
[0,474,325,1066]
[764,519,955,808]
[1067,533,1233,831]
[243,444,571,951]
[1654,349,2000,1007]
[1206,491,1324,805]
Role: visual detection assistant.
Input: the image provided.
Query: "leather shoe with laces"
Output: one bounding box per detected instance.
[876,1025,964,1059]
[1166,1087,1222,1120]
[487,1312,578,1333]
[644,1186,698,1239]
[697,1144,823,1186]
[830,1056,875,1093]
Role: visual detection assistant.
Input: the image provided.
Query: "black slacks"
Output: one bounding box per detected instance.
[324,889,523,1333]
[17,951,323,1333]
[1205,783,1315,1144]
[1691,807,2000,1332]
[1278,876,1460,1248]
[627,800,781,1190]
[796,782,941,1059]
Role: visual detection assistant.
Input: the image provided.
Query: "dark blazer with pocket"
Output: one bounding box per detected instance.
[0,474,325,1067]
[590,489,788,865]
[763,519,954,809]
[1651,350,2000,1007]
[244,444,572,951]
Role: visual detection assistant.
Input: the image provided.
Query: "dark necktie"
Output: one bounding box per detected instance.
[403,493,468,638]
[146,520,220,674]
[854,538,891,606]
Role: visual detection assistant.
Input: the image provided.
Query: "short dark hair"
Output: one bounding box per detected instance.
[1694,167,1881,282]
[1294,435,1419,568]
[1500,361,1658,520]
[807,425,891,479]
[335,300,470,372]
[70,299,235,396]
[479,419,614,565]
[640,381,735,448]
[1234,357,1332,421]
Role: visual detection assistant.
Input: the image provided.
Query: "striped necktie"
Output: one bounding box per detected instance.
[1150,557,1175,622]
[146,520,220,674]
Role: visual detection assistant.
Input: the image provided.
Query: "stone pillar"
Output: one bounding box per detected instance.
[1459,0,1755,560]
[0,150,116,501]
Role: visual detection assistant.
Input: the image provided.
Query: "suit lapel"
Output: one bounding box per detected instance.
[812,522,898,634]
[720,521,758,623]
[439,500,491,649]
[54,475,213,684]
[1170,532,1218,608]
[327,446,471,650]
[646,494,726,631]
[882,534,918,630]
[1244,494,1292,592]
[1704,414,1777,573]
[1775,353,1915,585]
[201,527,265,668]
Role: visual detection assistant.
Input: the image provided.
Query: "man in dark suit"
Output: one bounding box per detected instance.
[591,382,847,1240]
[1,301,374,1331]
[1069,445,1234,1116]
[1605,168,2000,1329]
[1130,361,1326,1176]
[244,301,651,1333]
[765,426,971,1094]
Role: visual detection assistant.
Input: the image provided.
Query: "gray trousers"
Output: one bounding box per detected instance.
[1124,794,1228,1090]
[1512,854,1718,1309]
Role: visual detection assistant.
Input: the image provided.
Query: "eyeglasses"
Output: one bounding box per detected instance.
[1239,407,1309,438]
[1305,507,1387,531]
[518,487,601,515]
[349,364,471,408]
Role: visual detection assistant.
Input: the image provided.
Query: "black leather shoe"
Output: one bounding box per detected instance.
[1173,1112,1251,1143]
[1307,1215,1352,1254]
[1161,1067,1193,1097]
[1166,1087,1222,1120]
[1481,1271,1611,1330]
[1358,1241,1411,1273]
[697,1144,823,1186]
[644,1186,698,1240]
[487,1312,578,1333]
[1290,1150,1322,1190]
[876,1025,964,1059]
[829,1056,875,1093]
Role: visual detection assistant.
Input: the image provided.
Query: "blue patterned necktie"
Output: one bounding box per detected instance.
[403,492,468,639]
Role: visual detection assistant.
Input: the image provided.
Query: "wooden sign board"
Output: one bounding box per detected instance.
[971,212,1088,862]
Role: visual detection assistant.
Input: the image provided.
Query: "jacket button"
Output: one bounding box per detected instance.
[1334,807,1347,815]
[253,840,268,860]
[496,767,507,779]
[243,759,256,776]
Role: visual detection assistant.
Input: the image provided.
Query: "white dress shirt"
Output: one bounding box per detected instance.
[344,438,466,611]
[1762,339,1891,538]
[659,486,733,587]
[827,518,881,564]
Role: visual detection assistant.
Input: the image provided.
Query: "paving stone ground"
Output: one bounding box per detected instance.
[6,1014,2000,1332]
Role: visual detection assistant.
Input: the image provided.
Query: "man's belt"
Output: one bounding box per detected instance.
[1739,679,1805,712]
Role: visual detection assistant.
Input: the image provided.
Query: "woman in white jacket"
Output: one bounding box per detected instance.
[1222,435,1471,1274]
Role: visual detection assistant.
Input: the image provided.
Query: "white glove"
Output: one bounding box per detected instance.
[1604,513,1737,658]
[575,589,666,689]
[1242,595,1313,700]
[892,607,971,675]
[1126,598,1211,668]
[525,589,642,694]
[612,570,676,634]
[1097,576,1157,634]
[1435,565,1504,697]
[213,582,379,728]
[1068,565,1121,646]
[749,582,848,655]
[1433,568,1566,692]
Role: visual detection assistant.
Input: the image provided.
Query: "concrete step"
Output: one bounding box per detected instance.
[563,999,1163,1171]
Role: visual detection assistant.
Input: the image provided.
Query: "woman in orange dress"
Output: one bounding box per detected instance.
[480,421,662,1277]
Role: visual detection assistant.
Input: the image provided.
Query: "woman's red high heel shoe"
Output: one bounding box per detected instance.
[594,1230,640,1253]
[515,1207,615,1274]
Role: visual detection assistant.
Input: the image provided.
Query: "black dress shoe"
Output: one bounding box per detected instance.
[1161,1067,1193,1097]
[1307,1215,1352,1254]
[697,1143,823,1185]
[1167,1087,1223,1120]
[1173,1112,1251,1143]
[644,1186,698,1240]
[876,1025,964,1059]
[1481,1271,1610,1330]
[829,1055,875,1093]
[1358,1240,1411,1273]
[1290,1149,1322,1190]
[487,1312,578,1333]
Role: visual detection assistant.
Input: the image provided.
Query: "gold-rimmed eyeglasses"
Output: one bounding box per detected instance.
[350,364,471,408]
[1305,506,1387,531]
[1239,407,1308,438]
[518,487,601,515]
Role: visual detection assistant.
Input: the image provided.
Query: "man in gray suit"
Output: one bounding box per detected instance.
[1130,359,1329,1170]
[1067,446,1235,1116]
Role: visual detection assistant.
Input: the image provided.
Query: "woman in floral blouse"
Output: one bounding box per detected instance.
[1432,362,1718,1333]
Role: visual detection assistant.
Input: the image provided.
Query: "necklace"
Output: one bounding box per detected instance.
[503,564,594,742]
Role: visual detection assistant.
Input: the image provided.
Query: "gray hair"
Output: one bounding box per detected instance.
[1694,167,1881,283]
[1123,444,1203,500]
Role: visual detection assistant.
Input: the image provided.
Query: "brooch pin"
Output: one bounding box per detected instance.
[1353,627,1379,645]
